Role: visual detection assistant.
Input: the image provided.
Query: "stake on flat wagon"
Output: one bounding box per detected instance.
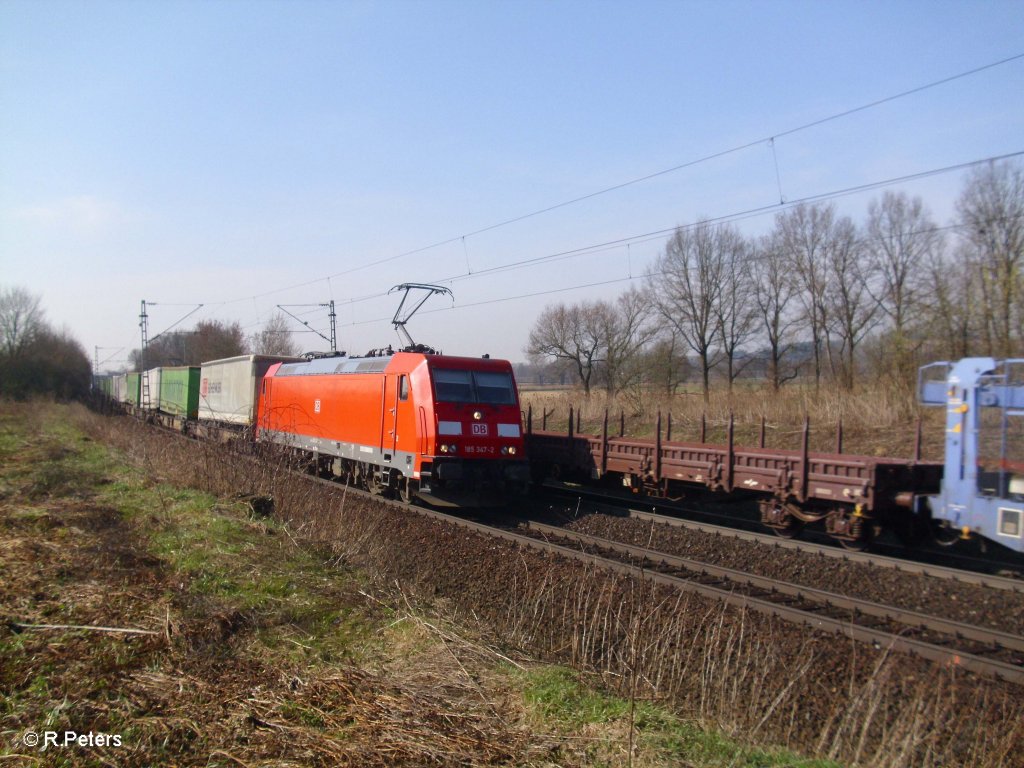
[601,409,609,476]
[655,411,663,483]
[799,416,810,504]
[725,412,735,493]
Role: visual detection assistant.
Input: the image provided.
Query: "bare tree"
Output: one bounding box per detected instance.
[0,288,91,400]
[650,221,724,401]
[751,232,799,391]
[955,160,1024,357]
[776,203,835,389]
[865,191,941,383]
[645,331,690,395]
[600,287,657,396]
[0,286,44,358]
[714,227,757,390]
[527,301,606,396]
[825,216,881,389]
[250,312,300,357]
[923,244,976,361]
[131,319,248,369]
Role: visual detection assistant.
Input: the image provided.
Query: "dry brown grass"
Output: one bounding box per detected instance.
[521,380,944,459]
[31,403,1023,767]
[0,403,548,767]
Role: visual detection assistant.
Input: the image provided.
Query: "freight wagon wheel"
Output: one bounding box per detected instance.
[932,522,964,547]
[760,499,804,539]
[771,518,804,539]
[837,532,871,551]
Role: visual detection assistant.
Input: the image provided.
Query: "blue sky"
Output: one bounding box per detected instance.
[2,0,1022,368]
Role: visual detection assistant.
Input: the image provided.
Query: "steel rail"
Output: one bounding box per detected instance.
[541,481,1024,592]
[625,508,1024,594]
[405,505,1024,684]
[524,520,1024,655]
[136,417,1024,684]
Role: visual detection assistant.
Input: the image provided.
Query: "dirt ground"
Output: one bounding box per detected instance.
[0,406,553,766]
[2,402,843,768]
[4,402,1022,768]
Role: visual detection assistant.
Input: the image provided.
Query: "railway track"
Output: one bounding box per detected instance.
[541,481,1024,589]
[515,520,1024,684]
[623,507,1024,593]
[137,419,1024,685]
[267,460,1024,684]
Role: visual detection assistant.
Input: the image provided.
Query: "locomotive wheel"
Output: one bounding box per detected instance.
[398,478,415,504]
[366,473,385,496]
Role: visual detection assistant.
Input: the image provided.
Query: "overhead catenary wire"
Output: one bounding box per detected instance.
[283,149,1024,317]
[156,146,1024,351]
[147,304,204,345]
[207,51,1024,308]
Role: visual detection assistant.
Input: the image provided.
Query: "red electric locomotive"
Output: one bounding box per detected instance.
[256,351,529,505]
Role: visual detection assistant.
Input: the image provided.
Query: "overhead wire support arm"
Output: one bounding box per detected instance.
[322,300,336,353]
[388,283,452,351]
[147,303,205,345]
[277,304,335,348]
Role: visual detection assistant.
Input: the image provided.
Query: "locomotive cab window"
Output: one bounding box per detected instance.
[398,375,409,401]
[474,371,515,405]
[433,369,474,403]
[432,368,515,405]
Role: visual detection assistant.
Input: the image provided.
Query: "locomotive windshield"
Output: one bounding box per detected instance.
[433,368,516,405]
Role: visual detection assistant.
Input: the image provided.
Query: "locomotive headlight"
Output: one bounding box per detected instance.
[473,411,482,420]
[508,446,517,455]
[448,443,458,453]
[501,446,509,455]
[440,444,449,454]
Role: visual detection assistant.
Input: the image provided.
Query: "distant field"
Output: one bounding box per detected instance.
[518,380,943,459]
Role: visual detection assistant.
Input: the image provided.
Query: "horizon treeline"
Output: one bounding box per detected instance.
[526,159,1024,398]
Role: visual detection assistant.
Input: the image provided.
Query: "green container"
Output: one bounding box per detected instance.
[94,375,113,397]
[126,372,141,405]
[159,366,200,418]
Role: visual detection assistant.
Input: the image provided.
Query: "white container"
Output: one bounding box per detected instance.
[198,355,302,426]
[113,374,128,403]
[142,367,162,410]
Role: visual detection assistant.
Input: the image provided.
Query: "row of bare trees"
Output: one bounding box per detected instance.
[126,313,301,371]
[0,286,92,399]
[527,160,1024,397]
